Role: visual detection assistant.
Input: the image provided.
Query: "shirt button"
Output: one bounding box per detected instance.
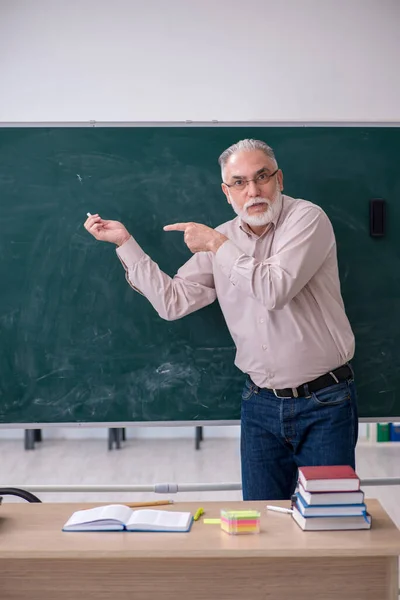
[260,318,265,323]
[262,344,267,350]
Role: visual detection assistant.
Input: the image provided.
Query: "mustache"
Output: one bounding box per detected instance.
[243,197,271,211]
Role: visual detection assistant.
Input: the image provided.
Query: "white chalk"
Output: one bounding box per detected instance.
[266,505,293,514]
[87,212,92,217]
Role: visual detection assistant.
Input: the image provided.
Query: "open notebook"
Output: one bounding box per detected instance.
[62,505,193,532]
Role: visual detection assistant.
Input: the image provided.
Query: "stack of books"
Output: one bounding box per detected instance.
[292,465,371,531]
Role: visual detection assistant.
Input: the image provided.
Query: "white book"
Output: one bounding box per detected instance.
[295,494,366,517]
[298,465,360,493]
[62,505,193,532]
[298,484,365,506]
[292,505,371,531]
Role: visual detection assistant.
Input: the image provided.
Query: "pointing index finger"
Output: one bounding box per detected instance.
[163,223,189,232]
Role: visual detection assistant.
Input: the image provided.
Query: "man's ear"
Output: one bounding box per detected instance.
[221,183,231,205]
[277,170,284,192]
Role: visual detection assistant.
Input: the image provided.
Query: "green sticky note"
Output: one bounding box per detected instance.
[222,510,260,517]
[203,518,221,524]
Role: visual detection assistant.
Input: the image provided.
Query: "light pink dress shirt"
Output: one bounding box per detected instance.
[116,194,355,389]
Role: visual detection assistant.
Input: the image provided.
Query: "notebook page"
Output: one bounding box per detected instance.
[65,504,132,527]
[127,509,190,528]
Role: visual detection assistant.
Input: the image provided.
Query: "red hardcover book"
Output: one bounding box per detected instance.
[298,465,360,492]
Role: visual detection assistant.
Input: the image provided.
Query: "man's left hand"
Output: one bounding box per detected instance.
[163,222,228,254]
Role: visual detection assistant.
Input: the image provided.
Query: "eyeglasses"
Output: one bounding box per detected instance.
[223,169,279,191]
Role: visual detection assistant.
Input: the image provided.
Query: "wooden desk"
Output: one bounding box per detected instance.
[0,500,399,600]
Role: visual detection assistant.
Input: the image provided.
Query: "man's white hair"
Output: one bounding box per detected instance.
[218,139,278,178]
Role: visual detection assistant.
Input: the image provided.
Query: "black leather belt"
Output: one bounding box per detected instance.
[266,364,353,398]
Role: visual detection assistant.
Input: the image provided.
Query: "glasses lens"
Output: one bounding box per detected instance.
[256,173,272,185]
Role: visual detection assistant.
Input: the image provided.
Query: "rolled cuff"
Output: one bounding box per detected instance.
[116,236,146,268]
[214,239,244,283]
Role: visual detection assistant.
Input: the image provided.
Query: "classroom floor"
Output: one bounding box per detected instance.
[1,435,399,529]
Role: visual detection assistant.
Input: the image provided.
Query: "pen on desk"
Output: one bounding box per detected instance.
[124,500,174,508]
[193,507,204,521]
[266,505,293,514]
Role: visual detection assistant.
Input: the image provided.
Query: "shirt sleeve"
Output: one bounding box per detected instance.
[214,207,335,310]
[116,237,217,320]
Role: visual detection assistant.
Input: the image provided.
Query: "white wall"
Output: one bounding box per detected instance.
[1,0,399,123]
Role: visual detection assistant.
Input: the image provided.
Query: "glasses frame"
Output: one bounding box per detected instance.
[223,168,279,190]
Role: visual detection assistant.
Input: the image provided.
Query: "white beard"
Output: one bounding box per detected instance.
[229,185,283,227]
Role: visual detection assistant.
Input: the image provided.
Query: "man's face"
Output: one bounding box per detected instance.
[221,150,284,227]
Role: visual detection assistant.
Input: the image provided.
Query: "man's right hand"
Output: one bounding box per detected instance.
[84,214,131,247]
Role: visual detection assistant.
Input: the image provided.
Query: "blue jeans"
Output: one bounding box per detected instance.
[240,375,359,500]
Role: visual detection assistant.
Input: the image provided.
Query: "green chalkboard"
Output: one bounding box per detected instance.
[0,125,399,423]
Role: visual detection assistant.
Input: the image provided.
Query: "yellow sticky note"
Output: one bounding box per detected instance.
[203,518,221,524]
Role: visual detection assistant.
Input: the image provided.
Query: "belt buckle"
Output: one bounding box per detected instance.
[273,388,299,398]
